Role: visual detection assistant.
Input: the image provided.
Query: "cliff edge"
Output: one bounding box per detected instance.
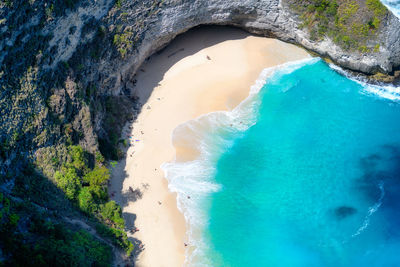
[0,0,399,265]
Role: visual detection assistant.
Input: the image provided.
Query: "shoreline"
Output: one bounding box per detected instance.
[109,26,310,266]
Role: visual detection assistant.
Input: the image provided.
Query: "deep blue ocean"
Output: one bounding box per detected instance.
[163,59,400,266]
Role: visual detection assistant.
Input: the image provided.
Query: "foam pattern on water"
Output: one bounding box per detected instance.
[161,58,319,266]
[329,63,400,101]
[164,58,400,266]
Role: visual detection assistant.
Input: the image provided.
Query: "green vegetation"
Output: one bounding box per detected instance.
[0,0,393,262]
[0,192,112,266]
[115,0,123,9]
[96,151,105,164]
[0,0,138,264]
[84,166,110,186]
[288,0,388,53]
[1,0,13,8]
[52,145,133,255]
[113,31,133,58]
[96,223,134,256]
[45,4,54,20]
[110,160,118,168]
[55,166,81,200]
[100,200,125,228]
[366,0,387,16]
[78,187,97,213]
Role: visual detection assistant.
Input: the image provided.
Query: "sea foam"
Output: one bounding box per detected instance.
[380,0,400,18]
[352,182,385,238]
[329,63,400,101]
[161,57,319,266]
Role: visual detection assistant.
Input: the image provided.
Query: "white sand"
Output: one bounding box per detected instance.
[109,27,310,267]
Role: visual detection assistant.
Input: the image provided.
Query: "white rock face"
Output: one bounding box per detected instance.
[117,1,398,89]
[42,0,400,95]
[44,0,114,67]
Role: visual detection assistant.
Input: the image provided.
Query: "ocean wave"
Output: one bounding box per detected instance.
[352,182,385,238]
[380,0,400,18]
[161,57,319,266]
[328,63,400,101]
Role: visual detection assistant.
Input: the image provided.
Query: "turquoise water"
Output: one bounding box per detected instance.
[163,59,400,266]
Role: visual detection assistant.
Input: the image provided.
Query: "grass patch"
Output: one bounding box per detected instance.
[286,0,388,52]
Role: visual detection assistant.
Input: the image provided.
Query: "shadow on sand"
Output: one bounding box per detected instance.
[130,25,252,105]
[108,25,257,261]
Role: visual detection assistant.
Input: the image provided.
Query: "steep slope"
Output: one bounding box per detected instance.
[0,0,399,265]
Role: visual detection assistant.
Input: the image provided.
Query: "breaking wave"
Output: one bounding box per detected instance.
[161,57,319,266]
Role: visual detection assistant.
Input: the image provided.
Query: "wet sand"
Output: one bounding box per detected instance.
[109,26,310,267]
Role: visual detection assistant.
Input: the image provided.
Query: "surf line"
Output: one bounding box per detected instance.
[352,181,385,238]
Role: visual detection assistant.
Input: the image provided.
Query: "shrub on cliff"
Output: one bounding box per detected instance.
[78,187,96,213]
[0,0,135,264]
[96,223,134,256]
[100,200,125,229]
[50,145,133,256]
[0,192,112,266]
[84,166,110,186]
[55,166,82,200]
[68,145,89,174]
[286,0,388,53]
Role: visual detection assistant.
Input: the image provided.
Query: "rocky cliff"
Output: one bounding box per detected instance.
[0,0,399,265]
[48,0,400,98]
[2,0,399,160]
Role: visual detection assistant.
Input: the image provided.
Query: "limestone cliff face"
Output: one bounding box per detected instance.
[1,0,399,168]
[123,0,400,75]
[47,0,400,99]
[1,0,399,159]
[0,1,399,264]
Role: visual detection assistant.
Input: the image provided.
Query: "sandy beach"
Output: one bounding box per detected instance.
[109,26,310,267]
